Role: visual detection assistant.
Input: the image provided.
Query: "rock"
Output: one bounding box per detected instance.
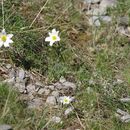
[3,78,15,86]
[117,26,130,36]
[14,83,25,93]
[85,0,100,4]
[26,84,36,93]
[28,93,34,100]
[9,68,15,78]
[117,26,126,35]
[87,8,106,16]
[100,0,117,9]
[46,96,56,105]
[51,91,59,97]
[101,16,112,23]
[51,116,61,123]
[116,109,128,116]
[59,76,66,83]
[35,81,43,87]
[38,88,45,95]
[48,85,55,90]
[38,88,50,95]
[89,16,101,26]
[118,16,129,26]
[18,68,25,80]
[120,98,130,102]
[28,98,43,109]
[54,82,63,90]
[6,64,12,69]
[121,115,130,123]
[44,89,50,95]
[62,81,76,91]
[64,107,74,116]
[116,79,124,84]
[116,109,130,123]
[0,124,13,130]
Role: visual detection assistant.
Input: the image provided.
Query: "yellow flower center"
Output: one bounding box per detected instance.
[64,98,69,103]
[1,35,7,42]
[52,35,57,41]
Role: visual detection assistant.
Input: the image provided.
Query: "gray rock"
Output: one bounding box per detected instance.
[37,88,50,95]
[87,8,106,16]
[85,0,100,4]
[46,96,56,105]
[3,78,15,86]
[18,68,25,80]
[14,83,25,93]
[0,124,13,130]
[116,109,130,123]
[26,84,36,93]
[51,91,59,97]
[6,64,12,69]
[62,81,76,90]
[116,109,128,116]
[121,115,130,123]
[117,26,130,37]
[48,85,55,90]
[35,81,43,87]
[100,0,117,9]
[120,98,130,102]
[117,26,126,35]
[9,68,15,78]
[118,16,129,26]
[101,16,112,23]
[116,79,124,84]
[59,76,66,83]
[28,93,34,100]
[38,88,45,95]
[28,98,43,109]
[44,89,50,96]
[89,16,101,26]
[54,82,63,90]
[51,116,61,123]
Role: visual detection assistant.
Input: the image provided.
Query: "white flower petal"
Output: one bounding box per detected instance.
[8,39,13,44]
[52,29,59,35]
[49,32,52,36]
[0,40,3,47]
[56,31,59,35]
[3,41,10,47]
[56,36,60,41]
[7,34,13,38]
[49,41,55,46]
[52,29,56,33]
[45,37,51,42]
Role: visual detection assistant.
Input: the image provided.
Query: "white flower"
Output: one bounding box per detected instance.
[0,29,13,47]
[59,96,72,105]
[45,29,60,46]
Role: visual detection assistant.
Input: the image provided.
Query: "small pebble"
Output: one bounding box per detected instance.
[0,124,13,130]
[51,116,61,123]
[46,96,56,105]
